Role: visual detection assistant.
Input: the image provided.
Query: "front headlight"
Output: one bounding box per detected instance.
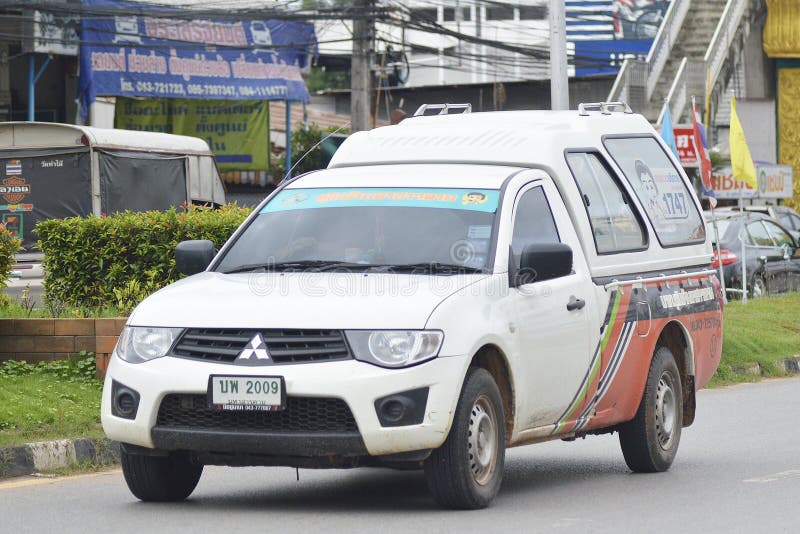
[115,326,182,364]
[345,330,443,368]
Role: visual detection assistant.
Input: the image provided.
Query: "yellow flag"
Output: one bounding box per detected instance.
[729,96,757,188]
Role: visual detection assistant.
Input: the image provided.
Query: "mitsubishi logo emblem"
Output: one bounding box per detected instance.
[236,333,271,362]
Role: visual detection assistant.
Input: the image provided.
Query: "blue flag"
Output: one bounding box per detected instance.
[660,103,680,159]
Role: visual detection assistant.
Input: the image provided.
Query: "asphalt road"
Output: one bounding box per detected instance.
[2,377,800,533]
[3,277,44,303]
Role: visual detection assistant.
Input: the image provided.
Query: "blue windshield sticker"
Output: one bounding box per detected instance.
[261,188,500,213]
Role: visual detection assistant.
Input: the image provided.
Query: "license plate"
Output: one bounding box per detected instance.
[208,375,285,411]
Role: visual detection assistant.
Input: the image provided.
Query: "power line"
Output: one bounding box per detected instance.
[0,0,651,82]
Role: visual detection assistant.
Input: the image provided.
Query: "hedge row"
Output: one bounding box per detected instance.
[0,223,21,293]
[36,205,252,309]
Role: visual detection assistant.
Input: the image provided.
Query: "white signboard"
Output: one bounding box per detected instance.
[710,164,794,200]
[756,164,794,199]
[24,7,79,56]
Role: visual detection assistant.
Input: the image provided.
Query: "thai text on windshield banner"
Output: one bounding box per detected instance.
[261,188,502,214]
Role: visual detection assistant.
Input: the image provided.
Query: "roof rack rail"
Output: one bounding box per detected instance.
[413,103,472,117]
[577,101,633,116]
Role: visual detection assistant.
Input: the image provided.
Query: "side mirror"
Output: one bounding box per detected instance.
[175,240,216,276]
[511,243,573,287]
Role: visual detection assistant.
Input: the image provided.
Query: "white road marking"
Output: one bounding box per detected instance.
[743,469,800,483]
[0,468,121,491]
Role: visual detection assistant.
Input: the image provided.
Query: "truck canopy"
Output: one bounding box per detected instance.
[0,122,226,251]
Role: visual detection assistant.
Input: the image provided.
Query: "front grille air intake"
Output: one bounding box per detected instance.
[172,329,350,364]
[156,394,359,433]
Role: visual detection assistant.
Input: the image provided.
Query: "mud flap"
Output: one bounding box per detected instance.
[683,375,696,427]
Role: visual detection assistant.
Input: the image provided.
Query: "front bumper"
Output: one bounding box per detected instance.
[101,353,467,457]
[151,428,368,457]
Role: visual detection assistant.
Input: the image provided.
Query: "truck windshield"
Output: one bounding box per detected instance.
[215,187,500,273]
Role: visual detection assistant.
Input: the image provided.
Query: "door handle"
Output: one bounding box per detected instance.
[566,295,586,311]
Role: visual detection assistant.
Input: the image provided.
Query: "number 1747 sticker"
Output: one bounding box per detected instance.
[661,191,689,220]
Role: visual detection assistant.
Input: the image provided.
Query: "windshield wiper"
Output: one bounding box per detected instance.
[375,262,484,274]
[221,260,362,274]
[223,261,484,275]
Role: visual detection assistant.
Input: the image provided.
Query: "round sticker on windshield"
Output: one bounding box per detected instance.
[462,191,488,205]
[281,192,309,205]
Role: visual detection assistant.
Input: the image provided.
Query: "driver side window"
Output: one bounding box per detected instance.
[510,186,560,271]
[747,221,776,247]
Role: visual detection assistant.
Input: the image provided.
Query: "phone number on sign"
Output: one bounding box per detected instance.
[187,84,238,97]
[134,81,187,96]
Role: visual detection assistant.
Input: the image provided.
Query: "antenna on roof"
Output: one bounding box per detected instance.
[281,122,351,183]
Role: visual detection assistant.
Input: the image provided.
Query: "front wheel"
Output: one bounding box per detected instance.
[121,448,203,502]
[618,346,683,473]
[424,367,506,509]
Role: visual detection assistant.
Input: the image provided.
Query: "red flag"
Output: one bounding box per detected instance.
[692,98,716,207]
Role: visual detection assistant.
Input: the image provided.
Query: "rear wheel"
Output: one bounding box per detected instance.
[424,368,506,509]
[619,346,683,473]
[121,448,203,502]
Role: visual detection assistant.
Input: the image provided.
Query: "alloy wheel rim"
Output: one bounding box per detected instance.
[467,395,498,486]
[655,373,677,450]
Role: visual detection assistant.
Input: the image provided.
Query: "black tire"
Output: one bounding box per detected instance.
[121,449,203,502]
[619,346,683,473]
[424,367,506,509]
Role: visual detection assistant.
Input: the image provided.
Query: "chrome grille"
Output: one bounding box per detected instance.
[172,329,350,364]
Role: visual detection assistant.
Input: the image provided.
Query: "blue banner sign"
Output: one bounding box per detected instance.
[567,0,671,76]
[262,188,502,214]
[79,0,316,115]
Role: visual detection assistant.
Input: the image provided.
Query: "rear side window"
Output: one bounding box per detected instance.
[565,152,646,254]
[603,137,706,246]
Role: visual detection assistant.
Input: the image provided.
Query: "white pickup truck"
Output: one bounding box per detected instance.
[102,103,723,509]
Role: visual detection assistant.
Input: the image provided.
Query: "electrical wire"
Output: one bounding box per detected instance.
[0,0,660,82]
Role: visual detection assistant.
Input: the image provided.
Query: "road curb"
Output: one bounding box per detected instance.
[0,438,119,479]
[783,355,800,374]
[732,362,762,377]
[729,358,800,379]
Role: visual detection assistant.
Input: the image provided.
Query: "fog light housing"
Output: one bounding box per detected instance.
[111,380,141,420]
[374,387,429,427]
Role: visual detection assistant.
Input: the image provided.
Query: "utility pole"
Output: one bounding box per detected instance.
[549,0,569,110]
[351,0,372,132]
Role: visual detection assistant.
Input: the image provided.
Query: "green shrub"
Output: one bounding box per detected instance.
[0,222,22,308]
[0,353,97,382]
[36,205,251,308]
